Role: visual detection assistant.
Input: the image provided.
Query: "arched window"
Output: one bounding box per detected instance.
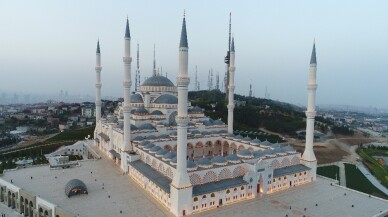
[210,193,215,198]
[241,186,245,190]
[202,195,207,199]
[194,197,198,202]
[226,189,230,194]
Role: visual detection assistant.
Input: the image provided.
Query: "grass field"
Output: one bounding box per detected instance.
[344,163,387,199]
[317,165,340,180]
[357,148,388,189]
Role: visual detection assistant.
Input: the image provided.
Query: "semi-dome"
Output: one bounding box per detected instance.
[153,94,178,104]
[142,75,175,87]
[65,179,88,198]
[130,93,144,103]
[138,123,155,130]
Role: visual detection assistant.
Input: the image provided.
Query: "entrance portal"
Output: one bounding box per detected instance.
[219,199,223,206]
[257,184,260,193]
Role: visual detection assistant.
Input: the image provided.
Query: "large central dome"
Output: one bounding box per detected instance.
[142,75,174,87]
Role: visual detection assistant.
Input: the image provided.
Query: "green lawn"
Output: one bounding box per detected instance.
[344,163,387,199]
[317,165,340,180]
[357,148,388,188]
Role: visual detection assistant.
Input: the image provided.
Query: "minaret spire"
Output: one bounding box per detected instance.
[153,44,156,76]
[135,42,140,92]
[301,41,318,181]
[170,12,193,217]
[224,12,232,102]
[95,40,102,123]
[122,17,132,170]
[227,37,236,134]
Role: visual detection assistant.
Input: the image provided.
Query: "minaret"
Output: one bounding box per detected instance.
[153,44,156,76]
[95,40,102,123]
[170,13,193,217]
[301,42,318,181]
[227,37,235,134]
[122,17,132,171]
[224,13,232,102]
[135,42,140,92]
[249,84,252,97]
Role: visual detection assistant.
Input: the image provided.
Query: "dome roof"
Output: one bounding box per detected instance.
[130,124,138,131]
[211,156,227,166]
[242,136,252,142]
[134,107,149,115]
[151,110,164,115]
[188,106,203,113]
[187,160,198,171]
[197,157,212,168]
[234,135,244,140]
[132,135,144,141]
[65,179,88,198]
[226,154,241,163]
[251,138,261,144]
[261,140,272,146]
[139,140,150,147]
[154,94,178,104]
[130,94,144,103]
[158,134,169,139]
[191,130,201,135]
[142,75,175,87]
[144,143,155,150]
[237,149,254,159]
[138,123,155,130]
[171,157,177,165]
[150,146,162,153]
[252,150,265,158]
[147,135,158,140]
[156,149,169,157]
[213,120,224,125]
[163,151,176,161]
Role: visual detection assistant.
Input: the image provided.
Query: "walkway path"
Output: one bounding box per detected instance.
[356,163,388,195]
[338,162,346,187]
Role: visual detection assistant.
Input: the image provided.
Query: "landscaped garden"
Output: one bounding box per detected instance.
[317,165,340,180]
[357,147,388,189]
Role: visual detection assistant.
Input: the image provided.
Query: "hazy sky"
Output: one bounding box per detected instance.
[1,0,387,108]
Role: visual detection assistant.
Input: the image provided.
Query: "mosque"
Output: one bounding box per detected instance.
[93,15,318,217]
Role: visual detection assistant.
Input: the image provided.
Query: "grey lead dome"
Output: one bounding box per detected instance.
[142,75,175,87]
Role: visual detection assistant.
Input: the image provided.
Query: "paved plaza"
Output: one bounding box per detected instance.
[1,147,388,217]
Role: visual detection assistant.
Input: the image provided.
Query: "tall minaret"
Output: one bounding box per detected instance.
[122,17,132,171]
[153,44,156,76]
[170,13,193,217]
[301,42,318,180]
[95,40,102,123]
[135,42,140,92]
[227,37,235,134]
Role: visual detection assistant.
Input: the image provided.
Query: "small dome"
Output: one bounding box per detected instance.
[189,106,203,113]
[156,149,169,157]
[261,140,272,146]
[147,135,158,140]
[134,107,149,115]
[138,140,150,147]
[158,134,169,139]
[237,149,254,159]
[197,157,212,168]
[211,156,227,166]
[218,130,228,134]
[242,136,252,142]
[252,150,265,158]
[226,154,241,163]
[169,131,177,136]
[144,143,155,150]
[281,146,295,153]
[153,94,178,104]
[201,131,210,135]
[138,123,155,130]
[150,146,162,153]
[202,120,212,126]
[130,94,144,103]
[213,120,224,125]
[234,135,244,140]
[130,124,138,131]
[142,75,175,87]
[132,136,144,141]
[151,110,164,115]
[65,179,88,198]
[162,152,176,161]
[170,157,177,165]
[251,138,261,144]
[187,160,198,171]
[191,130,201,135]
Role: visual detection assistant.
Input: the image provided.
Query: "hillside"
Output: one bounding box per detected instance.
[189,90,306,137]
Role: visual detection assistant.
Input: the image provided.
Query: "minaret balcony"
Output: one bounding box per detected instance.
[123,57,132,63]
[95,66,102,71]
[123,81,132,88]
[175,116,189,125]
[176,77,190,86]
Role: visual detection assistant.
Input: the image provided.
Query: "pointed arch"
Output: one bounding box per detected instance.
[158,163,164,173]
[166,167,173,179]
[270,159,281,168]
[291,156,300,165]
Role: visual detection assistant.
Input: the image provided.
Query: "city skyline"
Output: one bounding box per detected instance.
[1,0,387,108]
